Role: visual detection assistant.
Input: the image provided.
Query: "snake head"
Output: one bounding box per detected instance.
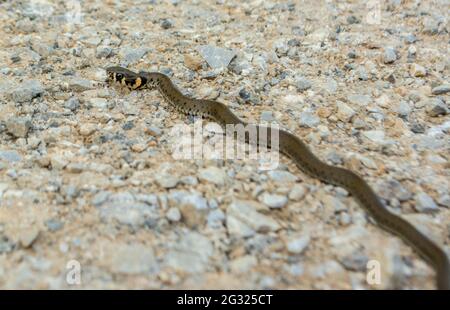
[105,66,147,90]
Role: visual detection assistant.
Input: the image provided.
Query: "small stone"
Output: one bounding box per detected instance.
[184,54,203,71]
[289,184,307,201]
[146,126,162,137]
[426,98,448,117]
[160,18,174,29]
[45,219,64,232]
[99,192,158,228]
[383,46,397,64]
[92,191,110,206]
[197,45,236,69]
[19,227,40,248]
[79,123,97,136]
[295,76,312,92]
[322,195,346,212]
[437,195,450,208]
[260,111,274,122]
[410,63,427,77]
[422,17,439,35]
[414,192,439,213]
[325,78,338,94]
[286,235,310,254]
[299,111,320,127]
[64,97,80,111]
[431,85,450,95]
[109,244,158,275]
[259,192,288,208]
[68,77,93,92]
[165,232,213,273]
[410,122,425,134]
[226,200,280,237]
[11,80,44,103]
[155,174,179,189]
[336,101,356,122]
[267,170,297,183]
[339,252,369,271]
[89,98,108,109]
[131,143,147,153]
[362,130,385,144]
[357,66,368,81]
[396,101,411,117]
[207,209,225,229]
[377,179,412,202]
[238,88,252,101]
[169,191,208,210]
[119,47,149,65]
[6,117,32,138]
[96,46,113,58]
[198,166,228,186]
[404,33,417,44]
[0,150,21,163]
[166,207,181,222]
[347,15,360,24]
[230,255,258,273]
[347,94,371,106]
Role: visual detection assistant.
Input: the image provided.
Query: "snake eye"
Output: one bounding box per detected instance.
[116,73,124,80]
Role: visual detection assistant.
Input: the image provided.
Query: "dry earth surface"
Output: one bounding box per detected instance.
[0,0,449,289]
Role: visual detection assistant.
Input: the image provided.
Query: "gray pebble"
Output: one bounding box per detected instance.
[260,111,274,122]
[396,101,412,117]
[119,47,149,65]
[339,252,369,271]
[259,192,288,208]
[160,18,174,29]
[377,179,412,202]
[426,98,448,117]
[207,209,225,229]
[286,235,310,254]
[404,33,417,44]
[198,166,228,186]
[64,97,80,111]
[295,76,312,92]
[197,45,236,69]
[68,77,93,92]
[6,117,32,138]
[155,174,179,189]
[96,46,113,58]
[347,94,371,106]
[299,111,320,128]
[414,192,439,213]
[166,207,181,222]
[268,170,297,183]
[431,85,450,95]
[383,47,397,64]
[45,219,64,232]
[164,232,213,273]
[0,150,22,163]
[11,80,44,103]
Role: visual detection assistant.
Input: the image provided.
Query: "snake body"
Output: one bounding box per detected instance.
[106,66,449,290]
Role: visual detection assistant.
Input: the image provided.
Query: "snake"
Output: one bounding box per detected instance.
[105,66,449,290]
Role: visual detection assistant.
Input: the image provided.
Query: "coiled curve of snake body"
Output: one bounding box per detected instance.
[106,66,449,290]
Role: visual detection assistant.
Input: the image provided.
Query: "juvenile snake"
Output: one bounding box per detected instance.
[105,66,449,290]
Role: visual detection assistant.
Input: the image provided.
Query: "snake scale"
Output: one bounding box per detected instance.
[106,66,449,290]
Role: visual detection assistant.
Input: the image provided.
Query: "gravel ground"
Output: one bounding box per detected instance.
[0,0,449,289]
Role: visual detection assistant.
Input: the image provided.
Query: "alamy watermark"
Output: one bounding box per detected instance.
[168,120,280,171]
[66,259,81,285]
[366,259,382,286]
